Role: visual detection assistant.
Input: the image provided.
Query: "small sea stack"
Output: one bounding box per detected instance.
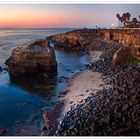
[5,39,57,81]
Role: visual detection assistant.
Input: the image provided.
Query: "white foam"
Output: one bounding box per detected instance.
[0,71,10,86]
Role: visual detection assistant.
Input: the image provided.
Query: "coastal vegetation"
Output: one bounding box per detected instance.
[116,12,140,28]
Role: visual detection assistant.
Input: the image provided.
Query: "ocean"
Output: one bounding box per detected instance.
[0,28,89,135]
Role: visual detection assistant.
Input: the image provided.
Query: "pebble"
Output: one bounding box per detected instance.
[41,126,48,131]
[122,104,129,111]
[55,41,140,136]
[70,101,73,104]
[0,67,2,72]
[0,128,6,136]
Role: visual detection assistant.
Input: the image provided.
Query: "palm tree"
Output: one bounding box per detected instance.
[126,12,131,21]
[116,12,131,28]
[116,13,140,28]
[116,14,123,22]
[122,13,127,21]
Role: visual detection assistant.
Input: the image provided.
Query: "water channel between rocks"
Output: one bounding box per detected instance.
[0,28,89,135]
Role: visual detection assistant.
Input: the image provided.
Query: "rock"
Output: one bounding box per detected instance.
[0,128,6,136]
[43,101,64,135]
[5,40,57,81]
[70,101,73,104]
[101,29,140,60]
[41,126,48,131]
[113,128,129,136]
[132,94,140,101]
[112,46,131,66]
[47,29,140,136]
[48,29,103,51]
[0,67,2,72]
[58,90,69,98]
[41,131,48,136]
[122,104,129,111]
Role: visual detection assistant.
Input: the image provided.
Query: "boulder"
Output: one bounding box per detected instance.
[0,128,6,136]
[112,46,131,66]
[5,40,57,80]
[0,67,2,73]
[43,101,64,135]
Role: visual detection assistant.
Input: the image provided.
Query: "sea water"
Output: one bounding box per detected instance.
[0,28,89,135]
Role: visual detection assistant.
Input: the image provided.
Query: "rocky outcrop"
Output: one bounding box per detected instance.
[112,46,131,66]
[49,28,140,65]
[42,102,64,136]
[5,40,57,81]
[56,36,140,136]
[101,29,140,60]
[48,29,104,51]
[50,29,140,65]
[102,29,140,47]
[0,128,6,136]
[0,67,3,74]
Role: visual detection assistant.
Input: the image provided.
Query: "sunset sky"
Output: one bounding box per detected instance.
[0,4,140,28]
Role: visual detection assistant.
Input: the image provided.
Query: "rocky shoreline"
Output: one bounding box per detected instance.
[47,29,140,136]
[55,42,140,136]
[0,28,140,136]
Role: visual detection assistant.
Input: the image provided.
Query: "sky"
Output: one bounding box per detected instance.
[0,4,140,28]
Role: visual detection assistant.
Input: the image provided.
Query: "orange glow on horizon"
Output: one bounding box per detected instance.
[0,5,109,28]
[1,4,139,28]
[0,5,87,28]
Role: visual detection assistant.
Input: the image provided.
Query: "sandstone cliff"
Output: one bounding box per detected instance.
[48,29,104,51]
[5,40,57,81]
[49,28,140,65]
[101,29,140,61]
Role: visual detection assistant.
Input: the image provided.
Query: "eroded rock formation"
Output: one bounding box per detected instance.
[49,29,140,65]
[48,29,104,51]
[101,29,140,61]
[112,46,131,66]
[5,40,57,81]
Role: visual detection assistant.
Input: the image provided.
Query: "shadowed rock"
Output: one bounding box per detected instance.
[101,29,140,61]
[48,29,104,51]
[0,128,6,136]
[112,46,131,66]
[42,101,64,136]
[5,39,57,81]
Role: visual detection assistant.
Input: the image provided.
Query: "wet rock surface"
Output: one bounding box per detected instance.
[0,128,6,136]
[58,90,69,99]
[5,39,57,81]
[42,101,64,136]
[0,67,2,72]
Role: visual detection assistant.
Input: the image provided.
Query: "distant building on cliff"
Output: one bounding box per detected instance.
[125,20,140,28]
[116,13,140,28]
